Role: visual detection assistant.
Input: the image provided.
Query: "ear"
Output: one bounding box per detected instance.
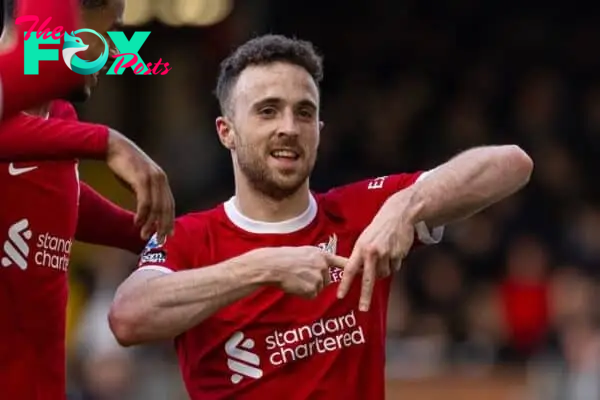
[319,121,325,131]
[216,116,235,150]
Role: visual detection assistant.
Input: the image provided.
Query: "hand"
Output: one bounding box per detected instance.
[106,129,175,242]
[263,246,348,299]
[337,210,415,312]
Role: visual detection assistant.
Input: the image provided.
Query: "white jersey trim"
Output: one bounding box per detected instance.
[224,194,318,234]
[137,265,174,274]
[414,169,445,245]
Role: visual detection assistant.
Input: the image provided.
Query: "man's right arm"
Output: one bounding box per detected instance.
[108,249,276,346]
[0,115,108,161]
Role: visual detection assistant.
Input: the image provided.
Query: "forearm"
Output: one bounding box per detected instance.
[110,251,274,345]
[387,145,533,227]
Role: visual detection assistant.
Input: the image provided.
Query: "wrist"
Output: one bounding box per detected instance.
[237,248,280,286]
[384,186,426,226]
[106,128,123,159]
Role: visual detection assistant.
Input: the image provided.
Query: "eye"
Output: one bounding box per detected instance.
[298,108,314,119]
[259,107,277,117]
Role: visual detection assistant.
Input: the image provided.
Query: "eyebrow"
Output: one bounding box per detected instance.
[251,97,318,110]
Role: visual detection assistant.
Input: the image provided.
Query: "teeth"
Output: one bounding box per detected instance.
[271,150,297,158]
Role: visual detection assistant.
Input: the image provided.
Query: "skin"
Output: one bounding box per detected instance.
[70,0,123,101]
[216,62,324,221]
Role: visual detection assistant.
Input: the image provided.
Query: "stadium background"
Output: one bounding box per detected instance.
[6,0,600,398]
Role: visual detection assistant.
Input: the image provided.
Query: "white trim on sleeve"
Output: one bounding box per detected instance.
[415,222,444,244]
[413,168,444,245]
[136,265,174,274]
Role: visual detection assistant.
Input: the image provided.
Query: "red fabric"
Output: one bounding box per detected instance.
[76,183,145,254]
[136,173,440,400]
[0,102,108,161]
[0,0,84,120]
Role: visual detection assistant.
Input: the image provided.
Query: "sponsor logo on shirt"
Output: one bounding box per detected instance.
[225,332,263,384]
[1,218,71,271]
[225,310,366,384]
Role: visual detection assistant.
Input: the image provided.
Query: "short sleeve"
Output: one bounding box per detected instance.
[137,220,193,273]
[49,100,78,121]
[327,171,444,245]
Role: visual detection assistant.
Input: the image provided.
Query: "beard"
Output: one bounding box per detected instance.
[65,84,91,103]
[236,138,315,201]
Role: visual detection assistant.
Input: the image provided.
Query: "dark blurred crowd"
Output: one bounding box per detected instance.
[61,1,600,398]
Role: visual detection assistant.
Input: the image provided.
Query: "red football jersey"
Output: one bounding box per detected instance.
[0,102,101,400]
[137,172,443,400]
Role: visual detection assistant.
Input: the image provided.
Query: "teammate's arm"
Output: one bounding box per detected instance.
[109,247,346,346]
[0,116,175,241]
[0,116,109,160]
[0,0,84,120]
[76,183,146,253]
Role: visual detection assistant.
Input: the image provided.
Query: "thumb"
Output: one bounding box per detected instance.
[323,253,348,269]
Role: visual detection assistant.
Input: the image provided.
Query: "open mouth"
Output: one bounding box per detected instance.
[270,149,300,160]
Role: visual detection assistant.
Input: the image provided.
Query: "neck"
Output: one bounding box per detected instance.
[234,176,311,222]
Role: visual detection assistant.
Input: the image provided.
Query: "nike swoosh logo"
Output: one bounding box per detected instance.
[9,163,38,176]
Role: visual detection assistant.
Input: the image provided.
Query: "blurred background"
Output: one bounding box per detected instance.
[7,0,600,398]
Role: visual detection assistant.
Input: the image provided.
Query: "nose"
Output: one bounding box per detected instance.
[277,108,299,136]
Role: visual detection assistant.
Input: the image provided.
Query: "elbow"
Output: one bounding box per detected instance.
[108,299,147,347]
[502,145,534,187]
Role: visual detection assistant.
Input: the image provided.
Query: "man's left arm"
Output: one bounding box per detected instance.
[384,145,533,228]
[338,145,533,311]
[76,183,146,254]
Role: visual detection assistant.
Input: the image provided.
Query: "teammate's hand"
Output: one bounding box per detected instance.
[337,209,415,312]
[263,246,348,299]
[106,129,175,242]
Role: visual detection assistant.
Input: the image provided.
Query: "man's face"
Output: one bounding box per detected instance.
[69,0,123,101]
[225,62,321,200]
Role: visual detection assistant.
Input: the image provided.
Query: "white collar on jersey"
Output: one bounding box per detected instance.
[224,194,318,234]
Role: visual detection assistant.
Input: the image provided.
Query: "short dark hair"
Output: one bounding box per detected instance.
[215,34,324,115]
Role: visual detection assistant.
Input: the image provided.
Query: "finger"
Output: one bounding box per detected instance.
[359,251,377,312]
[323,253,349,269]
[321,265,331,287]
[376,255,391,279]
[168,188,176,236]
[133,175,151,230]
[393,258,403,272]
[141,172,161,240]
[155,173,175,242]
[337,251,361,299]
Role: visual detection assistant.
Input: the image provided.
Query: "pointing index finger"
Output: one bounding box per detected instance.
[323,253,348,269]
[336,250,362,299]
